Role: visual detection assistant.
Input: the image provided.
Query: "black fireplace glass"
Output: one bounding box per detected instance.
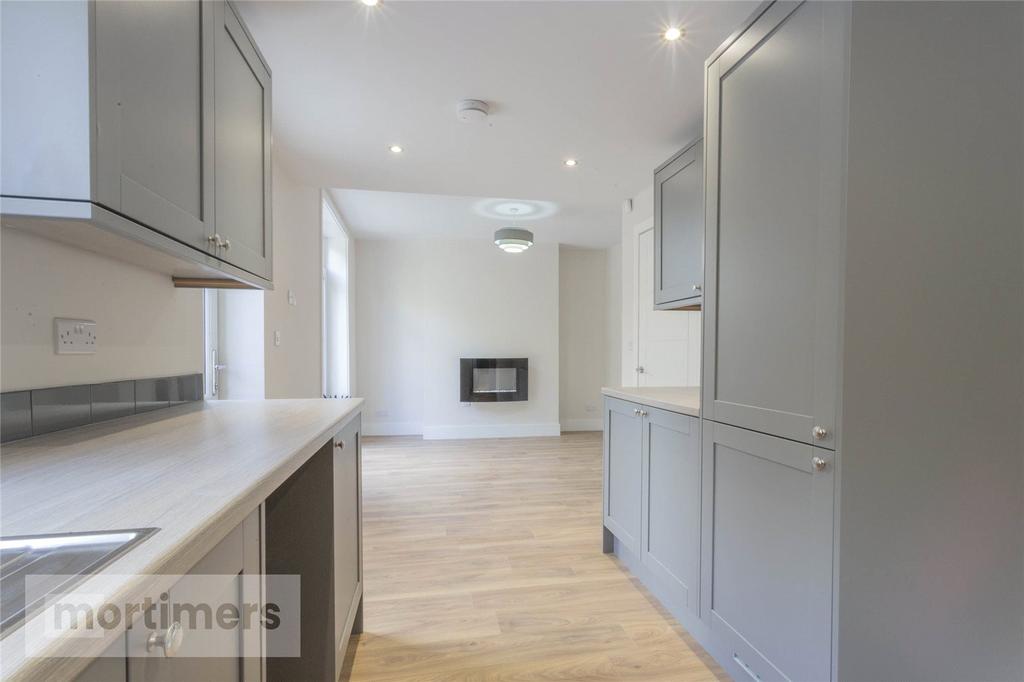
[460,358,528,402]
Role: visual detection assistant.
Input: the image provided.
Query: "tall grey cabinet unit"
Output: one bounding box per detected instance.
[701,3,1024,682]
[0,0,273,289]
[332,415,364,679]
[653,139,704,310]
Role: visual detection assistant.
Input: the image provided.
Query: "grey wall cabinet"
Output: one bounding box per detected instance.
[700,421,833,682]
[639,406,700,615]
[701,0,842,448]
[697,2,1024,681]
[213,1,273,281]
[93,0,214,253]
[0,0,273,289]
[333,415,363,678]
[602,397,643,552]
[653,139,704,310]
[126,509,261,681]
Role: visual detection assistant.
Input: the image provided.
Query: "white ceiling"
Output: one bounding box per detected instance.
[238,1,757,247]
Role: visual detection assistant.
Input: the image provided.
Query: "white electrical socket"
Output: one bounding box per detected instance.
[287,290,296,306]
[54,318,97,354]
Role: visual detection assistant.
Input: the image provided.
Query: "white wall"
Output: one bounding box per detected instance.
[620,185,653,386]
[559,246,607,431]
[605,243,622,387]
[264,160,323,399]
[0,228,203,391]
[619,184,701,388]
[356,239,561,439]
[353,240,425,434]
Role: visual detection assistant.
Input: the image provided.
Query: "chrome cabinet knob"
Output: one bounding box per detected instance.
[147,621,183,657]
[640,410,648,417]
[636,366,645,374]
[633,408,640,416]
[222,239,231,250]
[335,439,344,450]
[692,284,702,292]
[812,456,828,472]
[207,235,219,246]
[812,425,830,441]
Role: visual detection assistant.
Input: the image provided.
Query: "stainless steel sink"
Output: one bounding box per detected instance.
[0,528,157,636]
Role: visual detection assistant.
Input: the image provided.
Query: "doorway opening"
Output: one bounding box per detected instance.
[322,196,352,399]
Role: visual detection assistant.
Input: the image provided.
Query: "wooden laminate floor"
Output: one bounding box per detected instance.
[344,432,726,682]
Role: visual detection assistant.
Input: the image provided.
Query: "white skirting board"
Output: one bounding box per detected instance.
[421,423,561,440]
[560,418,602,432]
[362,421,423,437]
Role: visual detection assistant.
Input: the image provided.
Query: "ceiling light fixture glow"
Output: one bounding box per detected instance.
[389,145,403,154]
[564,158,578,167]
[663,26,684,41]
[361,0,380,7]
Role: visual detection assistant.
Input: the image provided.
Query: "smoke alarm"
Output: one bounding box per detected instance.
[457,99,489,123]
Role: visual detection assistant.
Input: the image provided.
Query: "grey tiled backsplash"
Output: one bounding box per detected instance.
[0,374,202,443]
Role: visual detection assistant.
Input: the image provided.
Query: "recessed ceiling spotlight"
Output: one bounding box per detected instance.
[663,26,684,41]
[564,158,578,167]
[361,0,380,7]
[389,145,403,154]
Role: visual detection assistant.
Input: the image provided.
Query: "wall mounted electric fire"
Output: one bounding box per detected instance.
[460,358,528,402]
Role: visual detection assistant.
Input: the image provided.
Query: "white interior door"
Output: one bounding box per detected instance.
[637,229,695,386]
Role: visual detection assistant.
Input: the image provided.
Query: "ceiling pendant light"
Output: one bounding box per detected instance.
[494,207,533,253]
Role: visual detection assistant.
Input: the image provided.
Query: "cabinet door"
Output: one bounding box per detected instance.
[74,636,127,682]
[94,0,214,251]
[333,415,362,675]
[702,1,846,446]
[654,139,704,308]
[602,397,643,552]
[213,1,272,279]
[700,421,833,682]
[127,509,261,681]
[640,408,700,614]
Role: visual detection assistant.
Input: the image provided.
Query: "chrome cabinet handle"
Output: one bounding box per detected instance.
[222,238,231,250]
[207,234,220,246]
[812,425,830,441]
[812,456,828,472]
[636,366,645,374]
[640,410,648,417]
[147,621,183,657]
[692,284,702,292]
[633,408,641,416]
[335,439,345,450]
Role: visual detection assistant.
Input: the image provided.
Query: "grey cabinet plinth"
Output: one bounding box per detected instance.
[653,138,704,310]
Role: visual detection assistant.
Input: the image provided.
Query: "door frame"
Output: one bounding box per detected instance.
[632,217,653,386]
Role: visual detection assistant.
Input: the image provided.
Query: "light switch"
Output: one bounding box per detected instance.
[288,290,296,306]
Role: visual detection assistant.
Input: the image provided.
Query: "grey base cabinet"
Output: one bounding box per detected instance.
[700,421,833,682]
[124,509,262,682]
[333,415,364,679]
[603,397,700,615]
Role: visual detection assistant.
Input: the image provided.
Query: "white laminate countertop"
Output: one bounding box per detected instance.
[0,398,362,681]
[601,386,701,417]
